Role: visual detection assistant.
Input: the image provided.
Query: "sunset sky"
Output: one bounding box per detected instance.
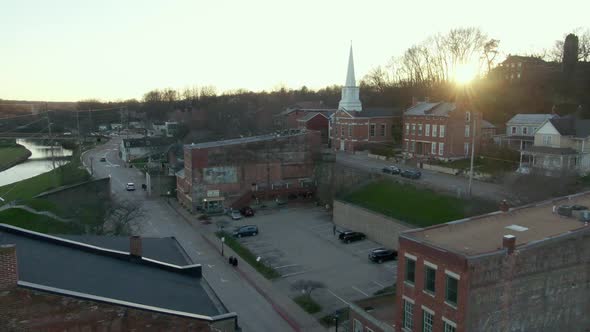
[1,0,588,101]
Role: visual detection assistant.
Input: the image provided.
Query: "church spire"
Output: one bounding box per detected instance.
[338,44,362,112]
[345,44,356,87]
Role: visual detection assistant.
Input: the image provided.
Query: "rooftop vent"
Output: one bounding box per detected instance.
[503,234,516,254]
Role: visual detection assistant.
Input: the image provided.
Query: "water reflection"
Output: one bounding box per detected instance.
[0,139,73,187]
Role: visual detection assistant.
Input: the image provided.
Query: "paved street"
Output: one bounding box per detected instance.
[82,138,308,332]
[229,208,396,316]
[336,151,514,202]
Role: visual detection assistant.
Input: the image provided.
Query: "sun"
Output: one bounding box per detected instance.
[454,62,479,84]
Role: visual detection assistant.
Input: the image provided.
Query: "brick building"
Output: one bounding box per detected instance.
[395,192,590,332]
[330,46,402,152]
[402,101,481,160]
[0,224,237,331]
[349,293,396,332]
[497,55,559,84]
[297,112,331,143]
[176,129,320,212]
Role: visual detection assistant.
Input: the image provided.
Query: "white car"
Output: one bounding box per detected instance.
[126,183,136,191]
[229,209,242,220]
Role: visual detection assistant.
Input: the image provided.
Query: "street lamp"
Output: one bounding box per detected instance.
[333,311,340,332]
[221,236,225,257]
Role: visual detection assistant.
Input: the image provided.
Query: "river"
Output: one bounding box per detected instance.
[0,139,73,186]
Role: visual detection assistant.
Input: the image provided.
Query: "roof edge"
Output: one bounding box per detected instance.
[0,223,202,277]
[17,281,238,322]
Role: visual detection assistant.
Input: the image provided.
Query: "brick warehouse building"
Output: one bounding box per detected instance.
[176,129,320,212]
[402,101,482,160]
[395,192,590,332]
[330,46,402,153]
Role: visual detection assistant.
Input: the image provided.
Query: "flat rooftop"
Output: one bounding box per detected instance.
[0,227,221,317]
[404,192,590,256]
[185,130,306,149]
[352,294,395,328]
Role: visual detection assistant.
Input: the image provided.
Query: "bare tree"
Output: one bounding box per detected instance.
[102,199,144,235]
[483,39,500,73]
[291,279,326,298]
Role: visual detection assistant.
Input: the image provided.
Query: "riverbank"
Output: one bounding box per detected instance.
[0,144,32,172]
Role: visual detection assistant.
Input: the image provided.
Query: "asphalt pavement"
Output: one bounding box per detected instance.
[82,138,311,332]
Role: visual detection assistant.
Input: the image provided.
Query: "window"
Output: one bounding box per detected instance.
[405,256,416,283]
[353,319,363,332]
[445,274,459,306]
[443,319,457,332]
[380,124,386,136]
[532,127,537,134]
[522,127,528,135]
[465,111,471,122]
[424,266,436,294]
[348,125,353,137]
[517,73,521,79]
[405,123,410,135]
[464,143,470,156]
[370,124,376,137]
[411,124,416,135]
[431,142,437,155]
[425,124,430,137]
[517,62,522,69]
[340,125,344,137]
[422,309,434,332]
[405,140,409,152]
[432,125,438,137]
[511,126,517,135]
[439,125,445,138]
[403,299,414,330]
[418,124,423,136]
[438,143,444,156]
[543,135,553,146]
[411,141,416,152]
[465,125,470,137]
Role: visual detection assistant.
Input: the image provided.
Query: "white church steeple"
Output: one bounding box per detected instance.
[338,44,362,112]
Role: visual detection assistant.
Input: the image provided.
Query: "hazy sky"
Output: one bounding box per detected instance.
[1,0,588,101]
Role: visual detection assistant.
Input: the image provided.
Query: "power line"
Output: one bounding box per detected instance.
[0,111,49,121]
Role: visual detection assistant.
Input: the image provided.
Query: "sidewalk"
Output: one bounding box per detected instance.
[169,200,327,332]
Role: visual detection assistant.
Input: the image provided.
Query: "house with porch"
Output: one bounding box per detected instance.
[520,115,590,175]
[497,113,558,151]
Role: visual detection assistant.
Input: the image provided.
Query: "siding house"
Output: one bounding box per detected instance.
[520,115,590,175]
[500,113,558,150]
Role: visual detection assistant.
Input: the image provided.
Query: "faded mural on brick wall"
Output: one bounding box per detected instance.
[203,166,238,184]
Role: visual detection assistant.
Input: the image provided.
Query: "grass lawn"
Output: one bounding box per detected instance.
[215,231,280,279]
[0,208,83,234]
[342,180,495,228]
[293,295,322,314]
[0,152,90,206]
[0,145,30,168]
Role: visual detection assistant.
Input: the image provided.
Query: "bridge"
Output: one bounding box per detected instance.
[0,133,102,141]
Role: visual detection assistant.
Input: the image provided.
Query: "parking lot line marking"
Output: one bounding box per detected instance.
[308,222,332,230]
[280,271,309,278]
[372,280,385,288]
[352,286,369,297]
[274,264,300,269]
[327,289,349,305]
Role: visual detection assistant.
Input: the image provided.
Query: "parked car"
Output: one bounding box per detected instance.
[338,230,355,240]
[340,231,366,243]
[100,157,106,162]
[228,209,242,220]
[382,165,401,174]
[126,183,135,191]
[239,206,255,217]
[368,248,398,263]
[233,225,258,238]
[401,169,422,179]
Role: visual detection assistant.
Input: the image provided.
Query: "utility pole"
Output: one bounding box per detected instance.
[46,108,55,170]
[468,115,477,197]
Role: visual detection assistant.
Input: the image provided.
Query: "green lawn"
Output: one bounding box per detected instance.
[0,145,30,168]
[0,208,83,234]
[0,151,90,206]
[215,231,280,279]
[342,180,495,228]
[293,295,322,314]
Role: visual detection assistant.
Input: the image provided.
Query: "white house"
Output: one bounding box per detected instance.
[119,137,174,162]
[499,113,558,150]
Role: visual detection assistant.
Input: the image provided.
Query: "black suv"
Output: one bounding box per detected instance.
[368,248,398,263]
[233,225,258,238]
[239,206,255,217]
[401,169,422,179]
[340,231,366,244]
[382,165,401,174]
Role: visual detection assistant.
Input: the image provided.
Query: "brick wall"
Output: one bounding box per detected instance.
[0,244,18,290]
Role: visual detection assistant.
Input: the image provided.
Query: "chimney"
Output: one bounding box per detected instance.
[503,235,516,254]
[0,244,18,290]
[411,96,417,106]
[424,96,430,103]
[499,199,510,212]
[130,236,142,258]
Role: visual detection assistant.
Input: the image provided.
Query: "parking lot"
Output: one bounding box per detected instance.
[220,206,397,315]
